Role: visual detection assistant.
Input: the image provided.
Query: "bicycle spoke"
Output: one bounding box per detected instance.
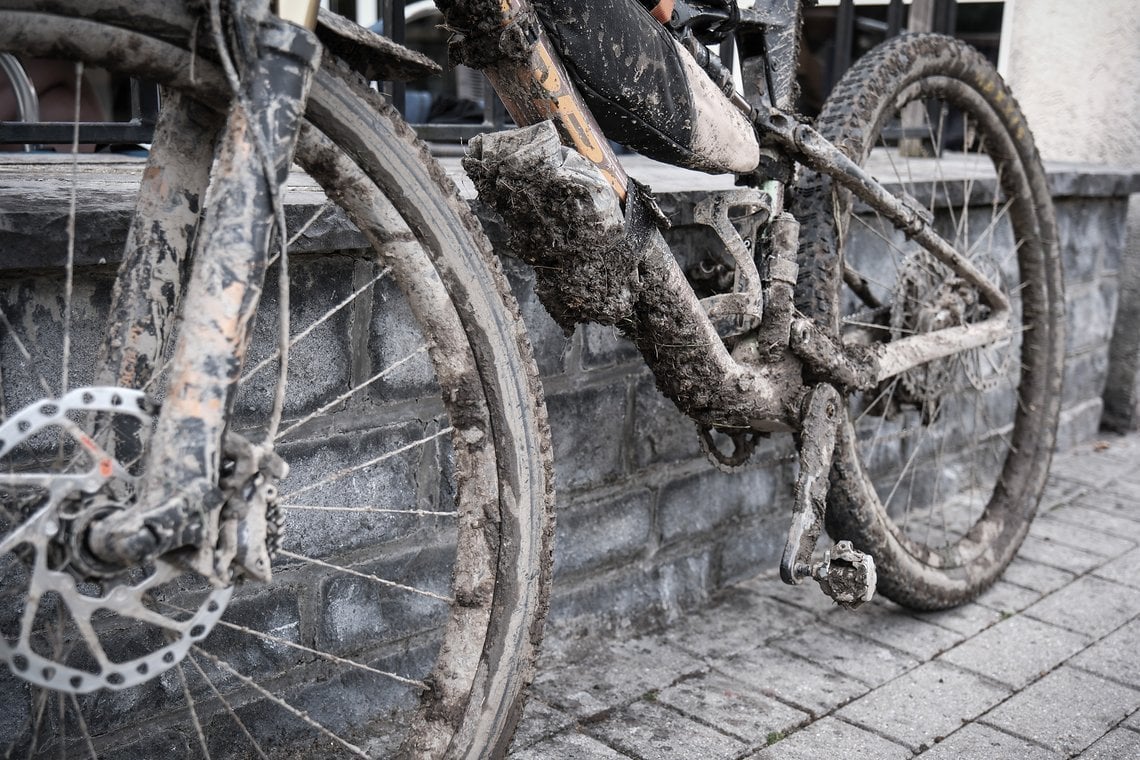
[275,549,453,604]
[280,425,453,500]
[281,504,457,517]
[190,647,370,760]
[175,663,211,760]
[185,655,270,760]
[274,344,428,441]
[239,267,391,386]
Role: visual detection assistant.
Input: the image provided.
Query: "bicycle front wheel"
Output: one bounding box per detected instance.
[0,4,552,757]
[793,34,1064,610]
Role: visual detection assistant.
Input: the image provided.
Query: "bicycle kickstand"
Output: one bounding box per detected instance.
[779,383,877,609]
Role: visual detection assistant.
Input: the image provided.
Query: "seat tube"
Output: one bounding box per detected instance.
[444,0,630,199]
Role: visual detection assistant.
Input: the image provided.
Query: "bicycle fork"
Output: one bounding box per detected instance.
[85,5,321,584]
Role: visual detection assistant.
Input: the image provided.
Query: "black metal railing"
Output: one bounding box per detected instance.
[0,0,962,149]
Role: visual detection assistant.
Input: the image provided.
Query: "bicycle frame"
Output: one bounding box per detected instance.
[442,0,1013,422]
[439,0,1017,594]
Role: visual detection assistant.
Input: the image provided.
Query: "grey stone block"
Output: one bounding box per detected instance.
[656,670,809,744]
[746,716,911,760]
[1055,398,1106,452]
[718,645,869,716]
[657,466,782,545]
[1057,199,1113,284]
[548,552,714,633]
[773,621,919,688]
[1078,727,1140,760]
[1029,514,1136,558]
[837,661,1010,751]
[510,731,630,760]
[661,586,818,661]
[631,374,704,468]
[975,579,1045,615]
[545,380,629,493]
[981,666,1140,756]
[585,699,746,760]
[915,723,1060,760]
[1024,575,1140,638]
[1093,546,1140,590]
[1045,503,1140,543]
[1048,440,1137,488]
[1062,347,1110,408]
[1000,557,1077,595]
[1016,534,1105,576]
[910,602,1005,637]
[499,256,571,377]
[938,615,1090,689]
[1065,284,1117,355]
[832,599,965,660]
[552,489,653,580]
[531,633,704,719]
[716,511,788,585]
[581,323,640,369]
[1071,618,1140,686]
[509,697,577,753]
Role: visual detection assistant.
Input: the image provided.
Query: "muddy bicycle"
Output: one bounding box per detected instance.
[0,0,1061,757]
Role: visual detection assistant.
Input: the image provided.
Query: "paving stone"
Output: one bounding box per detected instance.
[1071,618,1140,686]
[509,698,577,753]
[585,699,745,760]
[1029,516,1137,558]
[1001,557,1078,594]
[1023,575,1140,638]
[938,615,1091,689]
[772,621,919,687]
[915,723,1061,759]
[831,599,964,660]
[655,671,809,744]
[1092,546,1140,590]
[745,573,846,616]
[1049,447,1136,488]
[531,634,705,719]
[981,666,1140,756]
[510,730,631,759]
[836,661,1010,751]
[1125,708,1140,732]
[718,646,869,716]
[911,602,1005,637]
[1045,503,1140,542]
[1075,487,1140,522]
[975,579,1045,614]
[662,586,818,661]
[1016,535,1106,575]
[1077,726,1140,759]
[746,717,910,760]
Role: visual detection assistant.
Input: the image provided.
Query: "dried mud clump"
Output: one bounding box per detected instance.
[435,0,535,69]
[464,122,644,331]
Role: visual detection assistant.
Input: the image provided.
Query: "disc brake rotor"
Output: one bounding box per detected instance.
[0,387,231,694]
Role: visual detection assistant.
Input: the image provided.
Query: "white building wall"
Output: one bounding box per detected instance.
[1001,0,1140,430]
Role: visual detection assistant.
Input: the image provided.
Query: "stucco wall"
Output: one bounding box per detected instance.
[1001,0,1140,430]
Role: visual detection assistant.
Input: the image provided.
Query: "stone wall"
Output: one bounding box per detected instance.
[0,158,1134,751]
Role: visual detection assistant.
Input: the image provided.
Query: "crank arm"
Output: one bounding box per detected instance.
[780,383,841,584]
[779,383,877,609]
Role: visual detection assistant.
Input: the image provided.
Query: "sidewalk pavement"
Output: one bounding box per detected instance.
[508,432,1140,759]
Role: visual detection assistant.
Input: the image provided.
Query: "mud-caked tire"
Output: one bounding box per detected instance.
[792,34,1064,610]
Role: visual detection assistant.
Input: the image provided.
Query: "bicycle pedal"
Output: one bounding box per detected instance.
[810,540,876,610]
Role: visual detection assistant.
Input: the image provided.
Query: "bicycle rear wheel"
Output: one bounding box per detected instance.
[793,34,1063,610]
[0,5,552,757]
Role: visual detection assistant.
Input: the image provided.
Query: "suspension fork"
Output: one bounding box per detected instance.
[88,4,321,574]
